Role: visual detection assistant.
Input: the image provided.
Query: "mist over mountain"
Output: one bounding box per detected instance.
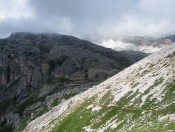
[1,0,175,132]
[94,35,174,53]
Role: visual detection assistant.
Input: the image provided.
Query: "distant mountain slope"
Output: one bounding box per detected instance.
[24,44,175,132]
[98,35,174,53]
[163,34,175,42]
[0,32,147,131]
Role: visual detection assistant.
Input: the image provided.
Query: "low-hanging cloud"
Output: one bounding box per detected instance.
[0,0,175,39]
[99,39,161,53]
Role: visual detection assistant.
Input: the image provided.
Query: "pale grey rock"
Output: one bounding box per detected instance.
[0,32,147,130]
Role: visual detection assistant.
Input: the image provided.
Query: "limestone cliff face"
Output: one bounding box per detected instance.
[0,32,141,102]
[0,32,147,130]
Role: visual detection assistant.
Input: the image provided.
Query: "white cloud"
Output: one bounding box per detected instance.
[0,0,33,20]
[101,39,137,50]
[99,39,161,53]
[0,0,175,39]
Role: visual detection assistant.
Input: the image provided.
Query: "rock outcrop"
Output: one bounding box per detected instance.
[24,44,175,132]
[0,32,147,131]
[0,32,131,102]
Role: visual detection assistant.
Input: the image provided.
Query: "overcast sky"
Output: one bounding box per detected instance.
[0,0,175,39]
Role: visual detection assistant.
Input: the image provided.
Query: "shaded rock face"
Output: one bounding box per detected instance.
[0,32,147,130]
[0,32,136,102]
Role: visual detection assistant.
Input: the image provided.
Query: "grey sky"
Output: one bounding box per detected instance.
[0,0,175,38]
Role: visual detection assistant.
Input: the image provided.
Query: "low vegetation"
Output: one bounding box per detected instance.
[50,80,175,132]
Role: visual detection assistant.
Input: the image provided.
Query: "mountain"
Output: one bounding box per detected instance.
[123,35,174,47]
[0,32,147,131]
[163,34,175,42]
[122,36,155,46]
[97,35,175,53]
[24,44,175,132]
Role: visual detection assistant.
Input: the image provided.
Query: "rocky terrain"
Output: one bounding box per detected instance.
[0,32,147,131]
[97,35,175,53]
[123,35,174,47]
[24,44,175,132]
